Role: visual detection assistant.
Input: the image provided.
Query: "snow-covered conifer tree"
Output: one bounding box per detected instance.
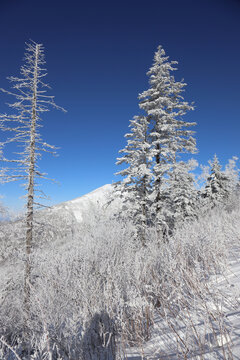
[224,156,239,194]
[0,41,64,329]
[202,155,230,208]
[116,46,197,239]
[138,45,197,234]
[115,115,152,244]
[168,159,198,228]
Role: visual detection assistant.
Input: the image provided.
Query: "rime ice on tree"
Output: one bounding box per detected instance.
[116,45,197,238]
[115,115,152,244]
[0,41,65,332]
[203,155,231,208]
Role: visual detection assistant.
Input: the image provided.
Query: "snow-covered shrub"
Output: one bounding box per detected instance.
[0,196,240,359]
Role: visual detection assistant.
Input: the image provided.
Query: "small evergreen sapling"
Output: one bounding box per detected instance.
[203,155,230,208]
[224,156,239,194]
[168,159,198,228]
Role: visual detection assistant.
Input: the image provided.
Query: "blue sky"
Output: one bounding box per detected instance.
[0,0,240,211]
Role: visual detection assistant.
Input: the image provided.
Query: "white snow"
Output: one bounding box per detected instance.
[126,248,240,359]
[1,185,240,359]
[54,184,113,222]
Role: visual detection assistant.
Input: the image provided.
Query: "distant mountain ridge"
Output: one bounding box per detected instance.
[53,184,114,222]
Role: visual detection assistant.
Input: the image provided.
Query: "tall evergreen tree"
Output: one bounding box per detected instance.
[138,45,196,233]
[0,41,65,331]
[116,45,197,239]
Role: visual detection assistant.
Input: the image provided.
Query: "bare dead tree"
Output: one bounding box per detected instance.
[0,41,65,334]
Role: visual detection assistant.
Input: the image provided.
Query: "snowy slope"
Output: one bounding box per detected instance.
[45,185,240,359]
[126,247,240,359]
[53,184,114,222]
[1,185,240,359]
[52,184,240,359]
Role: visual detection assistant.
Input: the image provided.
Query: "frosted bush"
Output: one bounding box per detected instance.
[0,197,239,358]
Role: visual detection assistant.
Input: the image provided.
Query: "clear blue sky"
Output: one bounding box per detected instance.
[0,0,239,211]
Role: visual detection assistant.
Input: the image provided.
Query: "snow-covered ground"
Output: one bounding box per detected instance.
[126,247,240,359]
[1,185,240,359]
[53,185,240,359]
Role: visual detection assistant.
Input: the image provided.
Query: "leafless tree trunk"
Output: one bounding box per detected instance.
[24,43,39,340]
[0,42,65,350]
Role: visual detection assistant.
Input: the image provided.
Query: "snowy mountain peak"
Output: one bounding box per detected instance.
[54,184,114,222]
